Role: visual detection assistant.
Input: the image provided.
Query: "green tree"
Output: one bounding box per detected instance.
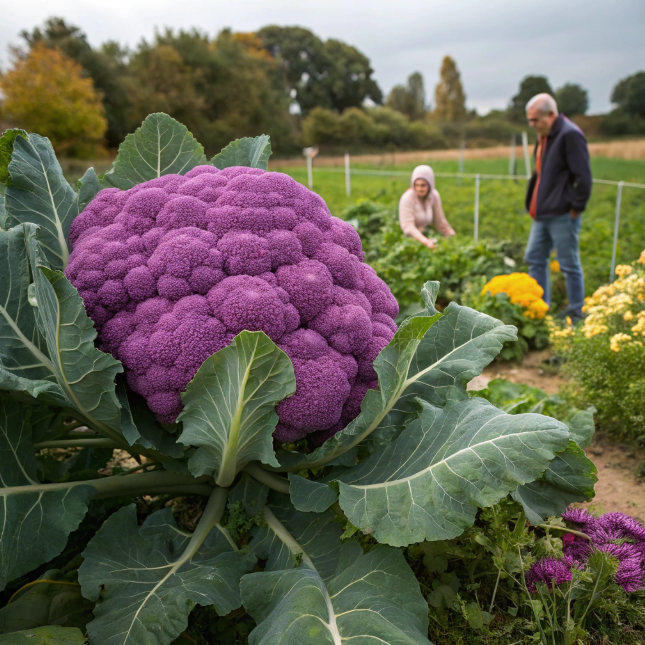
[0,43,107,157]
[434,56,467,123]
[387,71,426,120]
[127,29,294,156]
[257,26,382,114]
[611,71,645,118]
[508,75,553,122]
[20,17,131,147]
[555,83,589,116]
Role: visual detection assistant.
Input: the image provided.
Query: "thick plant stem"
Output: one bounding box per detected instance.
[181,486,229,555]
[245,462,289,493]
[34,438,118,450]
[3,471,212,500]
[537,525,592,541]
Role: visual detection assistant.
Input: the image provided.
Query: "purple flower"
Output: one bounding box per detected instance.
[561,507,645,593]
[526,557,573,593]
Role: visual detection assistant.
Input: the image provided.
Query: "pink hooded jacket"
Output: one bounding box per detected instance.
[398,165,455,239]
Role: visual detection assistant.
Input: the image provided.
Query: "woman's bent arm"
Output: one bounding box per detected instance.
[431,191,456,237]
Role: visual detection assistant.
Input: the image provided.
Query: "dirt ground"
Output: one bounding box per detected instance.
[471,350,645,522]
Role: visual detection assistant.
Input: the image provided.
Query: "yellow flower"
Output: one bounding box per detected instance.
[482,273,549,319]
[615,265,633,278]
[550,259,560,273]
[610,332,633,352]
[638,249,645,265]
[624,311,634,322]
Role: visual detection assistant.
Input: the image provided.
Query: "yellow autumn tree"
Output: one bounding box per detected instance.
[0,43,107,157]
[434,55,467,123]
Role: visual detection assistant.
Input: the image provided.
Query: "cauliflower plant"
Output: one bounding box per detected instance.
[66,165,398,442]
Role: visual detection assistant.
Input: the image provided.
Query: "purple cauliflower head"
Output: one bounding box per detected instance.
[66,166,398,441]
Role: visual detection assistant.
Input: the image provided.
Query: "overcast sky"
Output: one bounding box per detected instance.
[2,0,643,114]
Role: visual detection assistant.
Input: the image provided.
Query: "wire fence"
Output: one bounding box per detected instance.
[311,162,645,282]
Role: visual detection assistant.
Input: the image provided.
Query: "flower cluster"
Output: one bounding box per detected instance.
[578,259,645,348]
[482,273,549,319]
[525,556,575,592]
[526,507,645,594]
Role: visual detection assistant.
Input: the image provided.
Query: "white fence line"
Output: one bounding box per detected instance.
[313,162,645,281]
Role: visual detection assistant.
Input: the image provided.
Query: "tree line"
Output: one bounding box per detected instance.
[0,17,643,158]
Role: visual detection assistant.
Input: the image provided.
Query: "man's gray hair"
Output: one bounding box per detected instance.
[526,93,558,115]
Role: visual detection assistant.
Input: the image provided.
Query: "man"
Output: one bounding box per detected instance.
[524,93,592,321]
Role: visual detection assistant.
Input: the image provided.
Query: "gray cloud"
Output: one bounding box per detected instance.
[1,0,643,113]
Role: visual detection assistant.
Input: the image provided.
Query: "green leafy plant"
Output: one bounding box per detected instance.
[0,115,598,645]
[551,258,645,442]
[345,200,524,315]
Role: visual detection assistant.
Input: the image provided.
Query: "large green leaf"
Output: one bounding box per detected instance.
[0,569,93,633]
[337,397,570,546]
[178,331,296,486]
[242,501,430,645]
[0,394,94,591]
[0,225,56,381]
[0,191,6,231]
[288,474,338,513]
[77,167,101,212]
[565,407,596,450]
[210,135,272,170]
[250,494,343,583]
[512,442,598,524]
[30,258,124,440]
[79,498,254,645]
[387,300,517,435]
[0,626,85,644]
[4,134,78,269]
[102,113,207,190]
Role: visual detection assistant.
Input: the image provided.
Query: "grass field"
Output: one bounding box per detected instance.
[273,156,645,295]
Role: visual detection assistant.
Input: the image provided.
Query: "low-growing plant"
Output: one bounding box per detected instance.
[551,256,645,443]
[345,200,525,315]
[462,273,550,361]
[0,115,599,645]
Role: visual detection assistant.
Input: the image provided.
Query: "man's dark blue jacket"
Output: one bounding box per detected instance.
[525,114,593,219]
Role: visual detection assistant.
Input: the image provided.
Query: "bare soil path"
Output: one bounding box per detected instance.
[470,351,645,522]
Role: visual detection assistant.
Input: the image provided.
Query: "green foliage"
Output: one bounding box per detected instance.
[302,105,448,153]
[508,75,554,122]
[0,113,605,645]
[256,26,382,114]
[347,200,523,314]
[387,72,427,121]
[434,55,467,123]
[551,260,645,442]
[611,71,645,118]
[20,17,132,148]
[555,82,589,117]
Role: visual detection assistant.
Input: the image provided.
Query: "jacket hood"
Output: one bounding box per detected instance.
[411,165,435,191]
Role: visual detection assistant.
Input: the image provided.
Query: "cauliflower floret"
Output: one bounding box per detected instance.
[67,167,398,436]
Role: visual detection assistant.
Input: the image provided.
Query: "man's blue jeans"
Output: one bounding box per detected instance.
[524,214,585,317]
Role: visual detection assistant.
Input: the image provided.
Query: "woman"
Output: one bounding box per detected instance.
[398,165,455,249]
